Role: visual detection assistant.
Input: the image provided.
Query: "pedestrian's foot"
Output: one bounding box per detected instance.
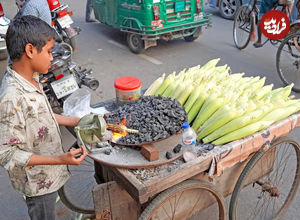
[250,32,255,42]
[253,42,263,48]
[86,19,97,23]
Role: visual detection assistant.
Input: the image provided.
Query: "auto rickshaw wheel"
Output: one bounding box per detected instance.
[184,27,202,42]
[127,33,144,54]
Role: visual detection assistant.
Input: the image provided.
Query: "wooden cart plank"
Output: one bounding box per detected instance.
[110,154,213,204]
[108,167,148,202]
[93,181,140,220]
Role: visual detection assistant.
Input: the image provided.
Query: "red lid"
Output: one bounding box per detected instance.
[114,76,142,91]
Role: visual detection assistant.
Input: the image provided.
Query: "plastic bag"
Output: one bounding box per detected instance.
[63,88,109,118]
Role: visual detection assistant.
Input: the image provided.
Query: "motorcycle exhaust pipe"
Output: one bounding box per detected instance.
[81,77,99,90]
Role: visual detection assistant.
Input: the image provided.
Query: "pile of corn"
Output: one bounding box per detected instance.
[144,58,300,145]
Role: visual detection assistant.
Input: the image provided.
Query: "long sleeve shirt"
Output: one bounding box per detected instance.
[0,67,70,196]
[20,0,52,26]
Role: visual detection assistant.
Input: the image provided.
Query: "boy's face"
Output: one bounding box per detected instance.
[31,39,54,74]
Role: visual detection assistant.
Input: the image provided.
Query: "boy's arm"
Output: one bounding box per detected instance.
[54,114,80,127]
[27,146,87,166]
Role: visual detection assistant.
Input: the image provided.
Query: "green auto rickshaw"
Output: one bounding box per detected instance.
[92,0,211,53]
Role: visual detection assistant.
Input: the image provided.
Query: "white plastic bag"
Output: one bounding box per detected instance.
[63,88,109,117]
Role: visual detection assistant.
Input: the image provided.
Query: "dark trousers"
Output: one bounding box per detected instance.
[86,0,94,21]
[25,191,57,220]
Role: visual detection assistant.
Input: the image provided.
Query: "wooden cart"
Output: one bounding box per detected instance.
[59,106,300,220]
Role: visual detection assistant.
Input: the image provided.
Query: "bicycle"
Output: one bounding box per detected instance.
[276,32,300,92]
[233,0,300,92]
[233,0,294,49]
[276,3,300,92]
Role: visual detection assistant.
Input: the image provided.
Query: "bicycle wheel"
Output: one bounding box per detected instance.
[139,180,226,220]
[229,137,300,220]
[58,156,97,214]
[233,5,254,49]
[276,33,300,92]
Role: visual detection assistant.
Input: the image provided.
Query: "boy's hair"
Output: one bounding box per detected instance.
[6,15,58,60]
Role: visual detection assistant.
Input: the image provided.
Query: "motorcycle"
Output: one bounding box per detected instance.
[41,43,99,113]
[47,0,80,50]
[0,3,10,60]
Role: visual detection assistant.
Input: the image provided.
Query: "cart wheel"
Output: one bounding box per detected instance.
[127,33,144,54]
[229,137,300,220]
[139,180,226,220]
[58,157,96,214]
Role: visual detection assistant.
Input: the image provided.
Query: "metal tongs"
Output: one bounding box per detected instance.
[107,123,139,134]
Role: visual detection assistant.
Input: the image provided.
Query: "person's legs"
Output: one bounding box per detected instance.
[253,18,263,47]
[286,4,294,19]
[25,191,57,220]
[85,0,96,22]
[250,12,256,41]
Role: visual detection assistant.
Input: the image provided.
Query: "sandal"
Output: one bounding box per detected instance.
[253,42,263,48]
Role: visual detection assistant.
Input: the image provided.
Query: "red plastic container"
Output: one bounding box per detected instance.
[114,76,142,104]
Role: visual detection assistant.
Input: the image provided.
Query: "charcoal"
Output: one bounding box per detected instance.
[107,96,187,145]
[173,144,182,153]
[166,151,173,159]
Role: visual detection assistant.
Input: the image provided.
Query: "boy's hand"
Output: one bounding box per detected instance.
[59,146,87,165]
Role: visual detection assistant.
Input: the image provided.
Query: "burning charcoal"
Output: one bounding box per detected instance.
[166,151,173,159]
[173,144,182,153]
[108,96,187,145]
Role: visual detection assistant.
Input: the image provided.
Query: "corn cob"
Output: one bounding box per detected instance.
[171,78,193,100]
[261,100,300,122]
[249,84,273,101]
[144,73,165,96]
[177,85,195,105]
[201,58,220,71]
[203,103,275,143]
[154,72,175,96]
[212,120,274,145]
[184,85,204,113]
[162,79,180,97]
[197,108,243,141]
[171,83,186,99]
[243,77,266,95]
[188,93,208,123]
[192,96,224,131]
[200,104,234,127]
[270,84,293,101]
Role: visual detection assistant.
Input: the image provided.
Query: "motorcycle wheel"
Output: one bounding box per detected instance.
[65,37,76,51]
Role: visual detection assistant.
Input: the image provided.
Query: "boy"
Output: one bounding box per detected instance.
[0,16,87,220]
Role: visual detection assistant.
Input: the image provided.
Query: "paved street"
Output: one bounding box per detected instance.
[0,0,299,219]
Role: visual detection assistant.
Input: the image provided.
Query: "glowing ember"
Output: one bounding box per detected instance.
[111,118,128,142]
